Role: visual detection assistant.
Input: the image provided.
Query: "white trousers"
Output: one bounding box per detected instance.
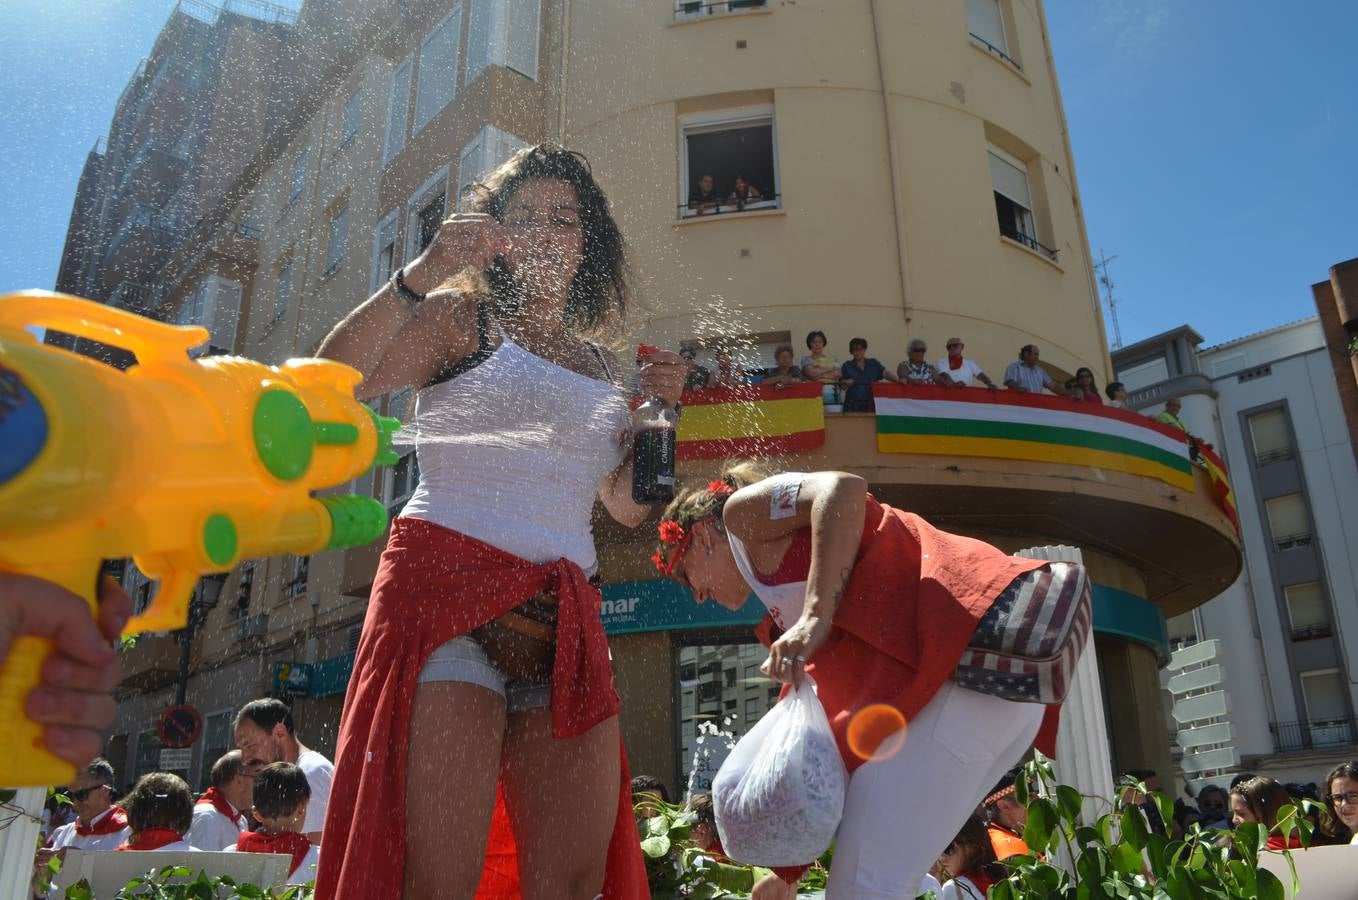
[826,681,1045,899]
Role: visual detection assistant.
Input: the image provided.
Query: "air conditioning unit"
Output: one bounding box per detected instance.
[237,613,268,643]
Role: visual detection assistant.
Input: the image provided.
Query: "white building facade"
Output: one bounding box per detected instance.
[1113,319,1358,788]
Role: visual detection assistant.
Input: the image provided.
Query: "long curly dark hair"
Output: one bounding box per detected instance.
[464,143,629,335]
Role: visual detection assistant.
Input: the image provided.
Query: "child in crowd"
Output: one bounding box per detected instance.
[118,772,197,852]
[231,762,320,883]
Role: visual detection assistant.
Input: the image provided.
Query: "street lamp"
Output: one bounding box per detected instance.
[175,573,228,706]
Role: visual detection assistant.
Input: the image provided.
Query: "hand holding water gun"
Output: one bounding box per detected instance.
[0,291,400,787]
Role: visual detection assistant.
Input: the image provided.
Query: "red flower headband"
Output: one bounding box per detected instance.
[652,481,735,575]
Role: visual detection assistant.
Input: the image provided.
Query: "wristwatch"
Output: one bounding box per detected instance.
[389,265,426,312]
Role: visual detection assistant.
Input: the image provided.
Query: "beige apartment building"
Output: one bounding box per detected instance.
[54,0,1240,798]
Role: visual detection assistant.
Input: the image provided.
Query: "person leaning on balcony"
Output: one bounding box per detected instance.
[1105,381,1128,409]
[727,173,763,210]
[761,344,805,389]
[1322,761,1358,844]
[840,337,896,412]
[653,468,1055,899]
[712,346,746,388]
[1072,367,1101,402]
[680,345,714,391]
[688,173,722,216]
[313,144,684,899]
[1156,396,1187,431]
[1003,344,1065,395]
[936,337,999,390]
[898,339,939,385]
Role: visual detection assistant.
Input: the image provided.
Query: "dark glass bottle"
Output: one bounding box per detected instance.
[632,395,677,504]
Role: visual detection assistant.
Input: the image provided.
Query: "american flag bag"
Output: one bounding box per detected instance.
[952,561,1092,705]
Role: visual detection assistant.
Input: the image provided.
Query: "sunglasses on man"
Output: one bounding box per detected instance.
[64,784,109,802]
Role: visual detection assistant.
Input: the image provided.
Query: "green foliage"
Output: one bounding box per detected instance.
[989,751,1307,899]
[633,792,828,897]
[61,866,314,899]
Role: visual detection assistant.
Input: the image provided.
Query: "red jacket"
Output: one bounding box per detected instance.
[316,517,647,899]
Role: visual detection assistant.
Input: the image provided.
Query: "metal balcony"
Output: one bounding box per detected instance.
[108,281,163,315]
[1269,717,1357,753]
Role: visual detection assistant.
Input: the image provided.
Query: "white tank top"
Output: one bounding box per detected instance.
[727,531,806,632]
[400,334,630,575]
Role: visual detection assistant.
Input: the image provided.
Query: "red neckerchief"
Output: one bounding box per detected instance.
[236,830,313,875]
[963,868,997,895]
[76,806,128,837]
[118,828,183,851]
[197,787,244,827]
[948,354,964,371]
[1266,833,1303,850]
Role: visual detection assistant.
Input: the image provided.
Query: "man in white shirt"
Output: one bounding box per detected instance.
[936,337,999,390]
[1003,344,1065,395]
[42,758,130,853]
[185,750,252,850]
[234,698,333,843]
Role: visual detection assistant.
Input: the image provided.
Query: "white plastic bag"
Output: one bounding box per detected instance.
[711,676,848,866]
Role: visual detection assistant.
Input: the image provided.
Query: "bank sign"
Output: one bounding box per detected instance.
[599,579,765,635]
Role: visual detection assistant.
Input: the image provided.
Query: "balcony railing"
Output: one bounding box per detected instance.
[969,32,1022,71]
[1269,717,1357,753]
[108,281,163,315]
[117,136,192,192]
[1274,533,1314,552]
[106,204,177,260]
[675,0,767,20]
[1290,623,1333,642]
[1255,447,1295,467]
[678,193,781,219]
[999,222,1058,261]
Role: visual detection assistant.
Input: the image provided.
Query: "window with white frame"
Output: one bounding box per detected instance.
[1284,582,1331,641]
[467,0,541,83]
[383,57,413,165]
[1265,493,1311,551]
[415,6,463,133]
[680,109,779,219]
[966,0,1015,65]
[988,145,1051,258]
[371,210,400,293]
[457,125,528,210]
[341,85,362,147]
[272,256,292,324]
[325,202,349,276]
[289,145,308,203]
[406,167,449,261]
[1115,355,1169,392]
[674,0,767,21]
[1248,408,1294,466]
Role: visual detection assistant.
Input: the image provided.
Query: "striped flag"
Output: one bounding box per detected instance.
[872,384,1196,491]
[1196,442,1239,532]
[677,383,825,460]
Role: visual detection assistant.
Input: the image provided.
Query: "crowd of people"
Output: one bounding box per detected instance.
[30,698,332,895]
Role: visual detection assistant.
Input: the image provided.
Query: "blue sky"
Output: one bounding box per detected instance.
[1,0,1354,349]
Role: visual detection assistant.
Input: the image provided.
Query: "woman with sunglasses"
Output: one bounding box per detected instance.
[652,465,1063,899]
[316,145,684,899]
[1323,761,1358,843]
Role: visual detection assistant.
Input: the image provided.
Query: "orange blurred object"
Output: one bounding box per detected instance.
[846,703,908,762]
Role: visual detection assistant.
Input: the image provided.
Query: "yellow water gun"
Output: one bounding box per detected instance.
[0,291,400,787]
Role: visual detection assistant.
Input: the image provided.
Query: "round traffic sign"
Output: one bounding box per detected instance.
[157,704,203,749]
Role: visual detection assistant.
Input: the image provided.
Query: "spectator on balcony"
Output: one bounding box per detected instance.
[711,346,745,388]
[1322,761,1358,844]
[1105,381,1128,409]
[802,330,841,403]
[1229,776,1302,849]
[936,337,999,390]
[118,772,198,852]
[1072,367,1101,402]
[1196,784,1230,829]
[680,346,713,391]
[687,173,722,216]
[761,344,805,389]
[726,173,763,210]
[840,337,895,412]
[898,339,939,385]
[1003,345,1064,396]
[1156,397,1188,432]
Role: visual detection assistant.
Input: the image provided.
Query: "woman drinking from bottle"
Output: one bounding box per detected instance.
[315,145,684,899]
[654,466,1087,899]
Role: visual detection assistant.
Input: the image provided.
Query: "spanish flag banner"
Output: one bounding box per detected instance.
[677,383,825,460]
[873,384,1196,491]
[1196,442,1239,532]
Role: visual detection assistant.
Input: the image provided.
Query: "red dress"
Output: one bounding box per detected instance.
[316,517,647,899]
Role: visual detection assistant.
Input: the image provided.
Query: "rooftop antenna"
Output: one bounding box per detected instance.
[1095,248,1123,350]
